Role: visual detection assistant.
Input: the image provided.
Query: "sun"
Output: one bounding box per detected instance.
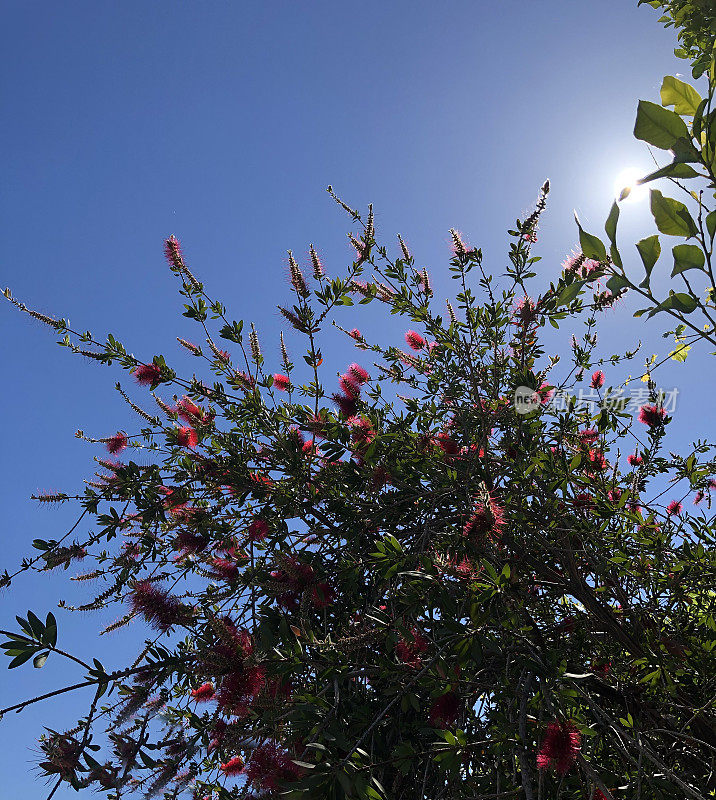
[614,167,649,204]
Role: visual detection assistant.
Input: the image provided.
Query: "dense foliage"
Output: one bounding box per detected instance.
[2,6,716,800]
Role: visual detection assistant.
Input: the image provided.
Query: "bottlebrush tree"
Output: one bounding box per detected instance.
[3,172,716,800]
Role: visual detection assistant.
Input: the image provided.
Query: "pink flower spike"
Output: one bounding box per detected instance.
[190,683,215,702]
[590,370,605,389]
[666,500,683,516]
[405,330,426,351]
[134,363,162,386]
[638,404,666,428]
[106,432,128,454]
[176,427,198,448]
[273,374,290,391]
[347,363,370,384]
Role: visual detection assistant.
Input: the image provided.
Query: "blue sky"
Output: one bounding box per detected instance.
[0,0,707,795]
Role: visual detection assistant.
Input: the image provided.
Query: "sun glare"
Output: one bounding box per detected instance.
[614,167,649,203]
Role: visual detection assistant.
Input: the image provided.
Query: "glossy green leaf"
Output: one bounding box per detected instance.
[26,611,44,640]
[636,235,661,288]
[604,201,619,244]
[671,243,705,276]
[575,214,607,261]
[648,292,699,317]
[660,76,702,116]
[8,650,35,669]
[606,273,630,294]
[556,280,586,307]
[44,613,57,648]
[650,190,698,237]
[638,162,699,184]
[706,211,716,241]
[610,243,623,269]
[634,100,689,149]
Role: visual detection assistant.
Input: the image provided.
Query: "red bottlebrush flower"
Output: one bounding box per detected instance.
[106,432,128,455]
[332,392,357,418]
[666,500,683,516]
[217,617,254,657]
[463,495,505,544]
[396,628,429,667]
[349,328,362,341]
[220,756,245,776]
[694,490,705,506]
[210,558,240,582]
[273,374,290,391]
[348,416,375,444]
[607,487,622,503]
[579,427,599,446]
[437,432,459,455]
[312,582,335,608]
[245,742,301,792]
[590,370,605,389]
[249,472,273,493]
[130,581,192,632]
[234,370,255,390]
[538,382,554,404]
[405,330,426,351]
[590,660,611,679]
[134,363,162,386]
[708,478,716,491]
[176,426,198,448]
[586,449,608,472]
[429,692,461,727]
[347,363,370,384]
[190,683,215,702]
[247,518,268,542]
[217,665,266,716]
[371,465,390,489]
[339,373,361,398]
[627,453,643,466]
[638,404,666,427]
[175,530,210,553]
[176,397,210,425]
[302,438,315,455]
[163,234,184,268]
[536,719,581,775]
[574,493,594,510]
[592,790,609,800]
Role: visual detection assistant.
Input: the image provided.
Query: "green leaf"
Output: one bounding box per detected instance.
[650,190,698,237]
[671,244,705,276]
[706,211,716,241]
[606,273,630,294]
[634,100,689,149]
[671,136,700,163]
[661,76,702,116]
[648,292,699,317]
[575,214,607,261]
[8,650,35,669]
[604,202,619,245]
[44,612,57,648]
[636,235,661,288]
[33,652,49,669]
[638,162,699,184]
[26,611,45,640]
[556,280,586,307]
[610,243,623,269]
